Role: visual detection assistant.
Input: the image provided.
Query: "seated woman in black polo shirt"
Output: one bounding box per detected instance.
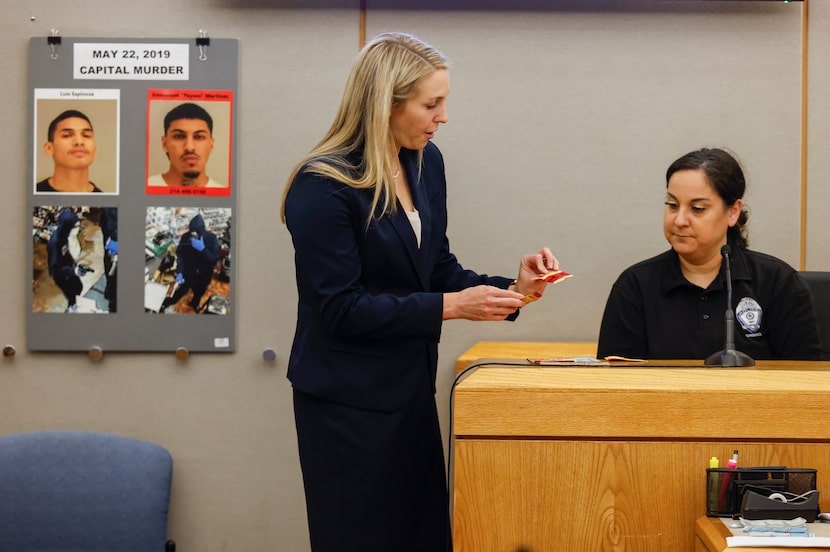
[597,147,822,361]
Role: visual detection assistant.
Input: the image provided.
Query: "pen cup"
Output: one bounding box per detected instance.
[706,468,739,516]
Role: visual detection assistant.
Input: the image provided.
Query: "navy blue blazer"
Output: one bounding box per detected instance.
[285,142,512,412]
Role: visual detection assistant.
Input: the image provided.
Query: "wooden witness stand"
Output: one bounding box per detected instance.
[451,342,830,552]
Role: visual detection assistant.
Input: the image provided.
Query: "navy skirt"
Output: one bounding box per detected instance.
[293,372,451,552]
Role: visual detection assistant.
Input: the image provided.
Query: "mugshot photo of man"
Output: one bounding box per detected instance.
[147,102,224,188]
[34,90,119,194]
[37,110,102,193]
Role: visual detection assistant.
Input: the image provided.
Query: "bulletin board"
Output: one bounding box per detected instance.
[27,36,239,352]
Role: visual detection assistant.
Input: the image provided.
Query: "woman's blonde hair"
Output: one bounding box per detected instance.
[280,32,448,223]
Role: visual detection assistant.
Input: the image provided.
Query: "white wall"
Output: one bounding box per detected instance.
[807,0,830,269]
[0,1,823,550]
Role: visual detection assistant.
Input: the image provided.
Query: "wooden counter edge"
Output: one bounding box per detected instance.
[694,516,820,552]
[456,341,598,372]
[696,516,731,551]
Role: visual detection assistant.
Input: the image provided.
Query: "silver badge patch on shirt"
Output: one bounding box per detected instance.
[736,297,763,334]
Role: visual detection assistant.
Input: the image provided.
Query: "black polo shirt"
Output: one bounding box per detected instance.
[597,247,822,360]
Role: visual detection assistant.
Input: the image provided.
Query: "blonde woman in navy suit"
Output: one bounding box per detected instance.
[280,32,558,552]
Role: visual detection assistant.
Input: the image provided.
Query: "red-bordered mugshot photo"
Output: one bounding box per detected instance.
[145,89,233,197]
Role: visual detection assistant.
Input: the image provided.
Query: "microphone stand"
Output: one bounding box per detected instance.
[705,245,755,367]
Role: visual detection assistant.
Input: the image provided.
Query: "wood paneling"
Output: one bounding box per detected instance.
[453,344,830,551]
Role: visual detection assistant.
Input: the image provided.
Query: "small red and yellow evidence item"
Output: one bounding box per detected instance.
[522,269,573,303]
[534,269,573,284]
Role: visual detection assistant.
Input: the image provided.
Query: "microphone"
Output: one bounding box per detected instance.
[705,245,755,366]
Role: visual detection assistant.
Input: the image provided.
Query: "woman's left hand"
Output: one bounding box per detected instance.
[512,247,559,301]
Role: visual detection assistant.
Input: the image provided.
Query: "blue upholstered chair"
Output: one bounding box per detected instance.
[0,430,175,552]
[800,271,830,360]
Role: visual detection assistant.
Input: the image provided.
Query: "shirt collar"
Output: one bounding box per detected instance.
[661,245,752,295]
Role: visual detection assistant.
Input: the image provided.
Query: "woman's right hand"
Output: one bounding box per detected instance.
[442,285,525,321]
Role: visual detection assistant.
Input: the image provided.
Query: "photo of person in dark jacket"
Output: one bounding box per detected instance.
[46,209,86,313]
[99,207,118,313]
[160,213,220,313]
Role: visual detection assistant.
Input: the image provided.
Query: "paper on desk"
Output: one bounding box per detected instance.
[724,518,830,547]
[726,536,830,547]
[527,357,610,366]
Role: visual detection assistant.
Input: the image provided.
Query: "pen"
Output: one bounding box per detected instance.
[718,449,739,512]
[727,450,739,470]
